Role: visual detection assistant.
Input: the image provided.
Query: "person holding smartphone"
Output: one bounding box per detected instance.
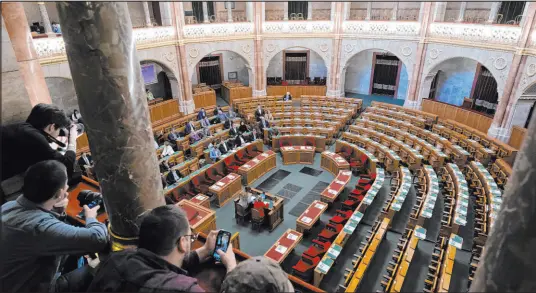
[88,205,237,292]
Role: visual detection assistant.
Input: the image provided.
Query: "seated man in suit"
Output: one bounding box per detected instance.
[227,107,237,119]
[234,134,247,148]
[189,129,203,144]
[159,160,170,173]
[200,116,211,129]
[238,120,250,135]
[168,127,180,143]
[247,128,259,143]
[165,168,181,185]
[219,138,233,154]
[197,108,207,121]
[229,121,240,136]
[217,109,229,124]
[78,152,94,177]
[258,116,271,138]
[184,121,196,135]
[161,141,175,158]
[283,91,292,101]
[224,119,232,130]
[254,105,265,122]
[209,144,222,162]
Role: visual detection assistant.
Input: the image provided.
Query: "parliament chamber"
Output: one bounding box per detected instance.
[2,1,536,292]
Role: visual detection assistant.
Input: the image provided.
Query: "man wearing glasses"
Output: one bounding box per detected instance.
[88,205,237,292]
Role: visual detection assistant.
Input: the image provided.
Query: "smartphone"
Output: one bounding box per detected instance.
[213,230,231,262]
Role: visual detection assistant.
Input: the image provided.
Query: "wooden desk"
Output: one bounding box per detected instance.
[190,194,211,209]
[321,151,350,176]
[221,84,252,105]
[209,173,242,207]
[251,188,285,231]
[266,85,327,98]
[320,170,352,204]
[264,229,303,264]
[193,89,217,109]
[281,146,315,165]
[272,135,327,152]
[238,150,277,185]
[296,200,328,233]
[176,199,216,235]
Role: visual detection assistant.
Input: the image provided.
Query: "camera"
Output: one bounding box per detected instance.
[59,123,85,138]
[77,190,104,209]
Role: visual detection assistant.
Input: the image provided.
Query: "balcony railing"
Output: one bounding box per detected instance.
[263,21,333,34]
[183,22,253,39]
[343,21,420,37]
[33,26,176,59]
[429,22,521,45]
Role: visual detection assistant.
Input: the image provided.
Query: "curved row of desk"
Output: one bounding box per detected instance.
[382,166,412,220]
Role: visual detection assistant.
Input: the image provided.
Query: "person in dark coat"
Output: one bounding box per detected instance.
[254,105,265,122]
[87,206,237,292]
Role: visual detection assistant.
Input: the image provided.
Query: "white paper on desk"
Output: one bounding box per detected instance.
[342,171,352,176]
[275,245,288,254]
[243,164,251,168]
[336,158,345,162]
[301,216,313,223]
[212,186,221,190]
[328,189,338,195]
[195,195,205,200]
[216,182,225,187]
[287,233,298,241]
[287,146,295,150]
[317,262,330,273]
[315,203,326,209]
[252,158,260,163]
[228,174,236,179]
[261,153,268,157]
[335,180,345,185]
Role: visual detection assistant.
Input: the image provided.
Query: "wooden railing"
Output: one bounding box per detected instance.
[508,125,527,149]
[149,99,181,126]
[421,99,493,133]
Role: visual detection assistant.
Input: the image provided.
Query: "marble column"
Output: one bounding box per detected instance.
[202,1,210,23]
[418,2,426,22]
[391,2,399,21]
[56,2,165,240]
[253,2,266,96]
[226,2,233,22]
[490,2,536,141]
[37,2,54,36]
[159,2,173,26]
[457,2,467,22]
[1,3,52,106]
[433,2,447,22]
[470,110,536,291]
[327,2,344,97]
[246,2,254,22]
[366,2,372,20]
[142,2,153,27]
[344,2,351,21]
[405,2,433,109]
[173,2,195,113]
[487,2,501,24]
[307,2,313,20]
[284,2,289,21]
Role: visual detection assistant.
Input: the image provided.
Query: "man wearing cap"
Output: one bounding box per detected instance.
[220,256,295,292]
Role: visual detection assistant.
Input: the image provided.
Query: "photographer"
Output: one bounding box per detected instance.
[0,160,108,292]
[1,104,80,202]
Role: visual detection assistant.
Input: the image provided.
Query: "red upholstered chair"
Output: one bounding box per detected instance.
[224,157,241,173]
[329,210,353,225]
[280,137,291,148]
[184,182,198,198]
[292,254,320,282]
[358,172,377,185]
[207,168,224,182]
[234,152,248,164]
[204,173,217,185]
[191,177,210,195]
[342,198,360,211]
[318,223,343,242]
[304,239,331,258]
[350,185,369,197]
[351,153,368,173]
[304,137,315,148]
[337,146,353,162]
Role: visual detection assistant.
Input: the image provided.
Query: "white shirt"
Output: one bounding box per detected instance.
[162,145,174,157]
[221,142,228,152]
[171,170,180,181]
[240,136,246,145]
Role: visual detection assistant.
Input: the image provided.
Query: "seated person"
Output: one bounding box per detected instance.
[258,117,271,139]
[87,206,237,292]
[161,141,174,158]
[168,127,180,142]
[200,116,211,129]
[238,120,250,135]
[234,134,247,148]
[213,106,223,117]
[218,138,233,154]
[223,119,232,130]
[146,89,154,101]
[184,121,196,135]
[209,144,222,162]
[160,160,170,173]
[221,256,295,292]
[166,169,181,185]
[161,174,167,188]
[254,105,265,122]
[229,121,240,136]
[237,188,255,209]
[78,152,94,177]
[264,109,274,121]
[247,128,259,142]
[197,107,207,121]
[253,195,269,218]
[227,107,237,119]
[71,109,84,124]
[1,160,108,292]
[189,129,203,144]
[283,91,292,101]
[217,109,228,124]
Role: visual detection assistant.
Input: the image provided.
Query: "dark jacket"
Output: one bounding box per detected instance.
[1,122,76,181]
[234,135,246,147]
[166,170,180,185]
[229,126,240,136]
[258,120,270,131]
[238,124,249,134]
[218,141,232,154]
[254,109,265,121]
[197,110,206,121]
[87,248,204,292]
[185,122,195,135]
